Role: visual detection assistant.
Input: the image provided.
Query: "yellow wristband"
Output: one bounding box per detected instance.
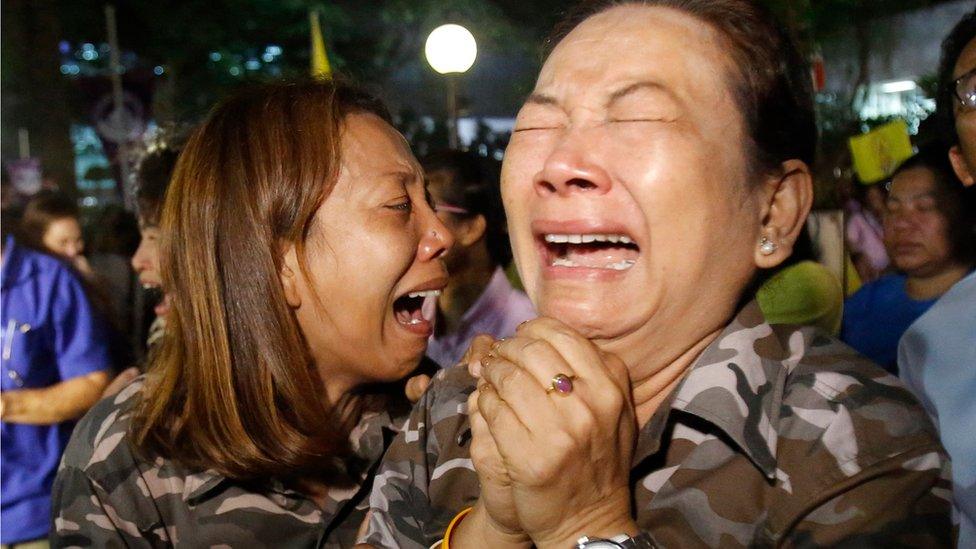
[441,506,474,549]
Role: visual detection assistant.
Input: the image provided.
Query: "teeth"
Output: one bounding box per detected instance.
[607,259,636,270]
[544,233,634,245]
[407,290,442,299]
[549,258,636,270]
[552,257,578,267]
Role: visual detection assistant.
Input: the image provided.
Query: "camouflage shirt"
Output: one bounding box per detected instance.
[51,378,407,548]
[363,302,954,548]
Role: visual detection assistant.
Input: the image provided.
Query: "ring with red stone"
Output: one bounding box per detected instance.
[545,373,577,395]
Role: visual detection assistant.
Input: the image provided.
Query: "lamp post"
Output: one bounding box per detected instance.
[424,24,477,150]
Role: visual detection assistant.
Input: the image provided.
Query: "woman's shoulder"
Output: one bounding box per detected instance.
[389,363,477,455]
[423,364,478,419]
[61,377,144,474]
[778,328,943,473]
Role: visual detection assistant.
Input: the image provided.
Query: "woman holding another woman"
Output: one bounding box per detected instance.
[51,80,452,546]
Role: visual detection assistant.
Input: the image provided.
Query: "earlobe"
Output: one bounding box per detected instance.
[458,215,487,247]
[949,145,975,187]
[280,245,302,308]
[754,159,814,269]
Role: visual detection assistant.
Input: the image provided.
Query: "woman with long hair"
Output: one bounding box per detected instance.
[51,79,452,546]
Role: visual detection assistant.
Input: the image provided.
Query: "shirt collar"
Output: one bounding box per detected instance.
[634,301,802,479]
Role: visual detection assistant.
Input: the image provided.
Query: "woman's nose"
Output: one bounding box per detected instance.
[131,244,148,272]
[533,131,612,198]
[418,206,455,261]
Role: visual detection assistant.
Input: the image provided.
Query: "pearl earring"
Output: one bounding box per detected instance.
[759,236,777,256]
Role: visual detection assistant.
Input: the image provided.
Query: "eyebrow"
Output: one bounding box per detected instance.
[523,92,559,106]
[888,191,936,202]
[606,80,679,108]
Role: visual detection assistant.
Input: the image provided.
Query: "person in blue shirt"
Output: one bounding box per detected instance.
[841,144,975,374]
[1,229,112,547]
[900,11,976,547]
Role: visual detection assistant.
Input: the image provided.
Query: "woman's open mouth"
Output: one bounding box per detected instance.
[392,289,441,336]
[540,233,641,272]
[142,283,171,317]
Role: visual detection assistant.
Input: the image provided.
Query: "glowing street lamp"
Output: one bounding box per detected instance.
[424,24,477,149]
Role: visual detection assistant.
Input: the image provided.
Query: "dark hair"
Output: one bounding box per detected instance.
[19,191,79,253]
[937,8,976,143]
[132,79,395,482]
[892,143,976,267]
[547,0,817,176]
[421,150,511,267]
[87,204,141,256]
[134,134,186,227]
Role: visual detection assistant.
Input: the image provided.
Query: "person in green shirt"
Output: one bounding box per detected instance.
[758,227,844,334]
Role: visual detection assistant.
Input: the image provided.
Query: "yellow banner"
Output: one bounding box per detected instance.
[848,119,913,184]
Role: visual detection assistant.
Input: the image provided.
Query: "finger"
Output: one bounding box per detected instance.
[514,317,629,394]
[404,374,431,403]
[490,336,579,396]
[462,334,498,378]
[475,386,537,470]
[480,354,561,435]
[476,369,534,442]
[467,398,509,483]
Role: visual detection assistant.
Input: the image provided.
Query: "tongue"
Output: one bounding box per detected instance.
[563,244,638,268]
[395,306,427,325]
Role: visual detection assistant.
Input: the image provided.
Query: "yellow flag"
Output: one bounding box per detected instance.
[310,9,332,79]
[848,119,913,184]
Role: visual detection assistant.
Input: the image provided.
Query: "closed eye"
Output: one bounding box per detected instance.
[513,126,559,133]
[386,197,412,212]
[609,118,670,123]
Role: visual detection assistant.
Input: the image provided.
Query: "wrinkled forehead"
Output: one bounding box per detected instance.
[340,113,420,176]
[536,5,734,102]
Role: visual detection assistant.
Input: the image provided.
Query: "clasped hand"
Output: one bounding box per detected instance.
[461,319,639,548]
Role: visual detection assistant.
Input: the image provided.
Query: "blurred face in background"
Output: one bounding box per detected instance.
[131,218,168,317]
[426,168,486,273]
[950,37,976,185]
[884,166,956,276]
[42,216,84,260]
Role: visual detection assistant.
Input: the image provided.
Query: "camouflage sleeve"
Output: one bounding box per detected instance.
[360,366,479,549]
[785,445,955,547]
[50,464,149,548]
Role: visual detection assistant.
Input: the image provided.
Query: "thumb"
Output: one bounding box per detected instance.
[405,374,432,403]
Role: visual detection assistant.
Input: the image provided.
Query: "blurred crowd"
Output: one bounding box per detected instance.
[0,2,974,548]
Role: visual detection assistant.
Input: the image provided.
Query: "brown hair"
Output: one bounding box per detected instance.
[19,190,79,253]
[130,79,394,482]
[547,0,817,176]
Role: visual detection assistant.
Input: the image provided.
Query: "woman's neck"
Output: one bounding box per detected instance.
[608,325,725,428]
[906,263,970,301]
